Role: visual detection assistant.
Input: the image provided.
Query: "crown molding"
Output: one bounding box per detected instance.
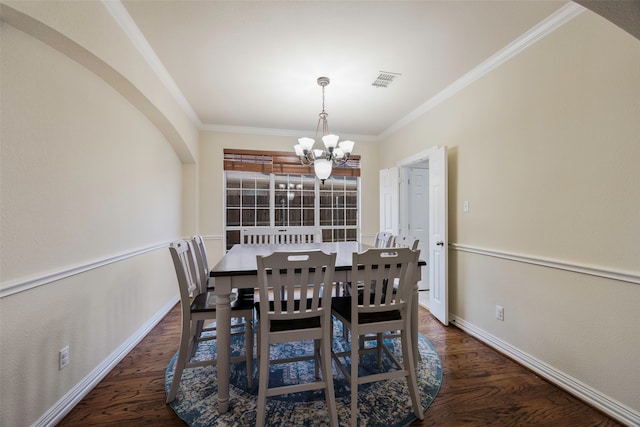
[105,1,585,141]
[199,123,378,142]
[379,2,586,139]
[102,1,201,127]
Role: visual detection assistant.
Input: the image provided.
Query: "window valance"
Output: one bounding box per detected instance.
[223,149,360,177]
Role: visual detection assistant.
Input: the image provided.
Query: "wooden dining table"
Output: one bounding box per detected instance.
[209,241,423,413]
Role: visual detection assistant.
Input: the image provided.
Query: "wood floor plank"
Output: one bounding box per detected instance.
[57,304,621,426]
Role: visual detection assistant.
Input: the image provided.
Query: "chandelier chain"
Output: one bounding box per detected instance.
[316,84,329,138]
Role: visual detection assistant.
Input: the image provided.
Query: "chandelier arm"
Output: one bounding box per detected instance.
[331,154,350,167]
[299,154,313,166]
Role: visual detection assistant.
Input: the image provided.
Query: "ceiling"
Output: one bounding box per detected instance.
[120,0,575,140]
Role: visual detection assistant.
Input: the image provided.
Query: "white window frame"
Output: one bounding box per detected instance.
[223,171,360,249]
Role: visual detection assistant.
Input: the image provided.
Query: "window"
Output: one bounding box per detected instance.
[224,149,360,250]
[319,176,358,242]
[274,174,316,227]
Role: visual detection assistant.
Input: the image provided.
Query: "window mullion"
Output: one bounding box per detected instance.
[225,170,359,245]
[269,174,275,227]
[314,178,320,228]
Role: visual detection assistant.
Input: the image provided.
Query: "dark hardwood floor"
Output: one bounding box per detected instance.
[58,304,620,426]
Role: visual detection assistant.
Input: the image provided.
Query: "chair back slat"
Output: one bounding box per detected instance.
[242,227,323,245]
[241,227,275,244]
[257,251,336,322]
[272,227,323,244]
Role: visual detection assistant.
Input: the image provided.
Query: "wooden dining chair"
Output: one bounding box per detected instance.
[331,247,423,427]
[192,234,255,311]
[388,235,420,296]
[241,226,323,245]
[336,231,398,343]
[385,235,421,353]
[191,235,213,292]
[374,231,396,248]
[244,227,323,301]
[254,250,338,427]
[166,240,254,403]
[337,230,396,298]
[394,234,419,250]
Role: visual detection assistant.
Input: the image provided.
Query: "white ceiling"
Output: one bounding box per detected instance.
[121,0,569,140]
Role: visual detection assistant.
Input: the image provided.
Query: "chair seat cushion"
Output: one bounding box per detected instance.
[192,291,255,312]
[254,299,322,332]
[331,296,401,325]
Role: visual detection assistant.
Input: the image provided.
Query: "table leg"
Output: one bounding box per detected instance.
[215,277,232,413]
[412,281,420,363]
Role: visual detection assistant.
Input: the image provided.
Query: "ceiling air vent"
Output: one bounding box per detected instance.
[372,71,402,88]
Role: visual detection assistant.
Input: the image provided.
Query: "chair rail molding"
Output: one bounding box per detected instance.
[451,243,639,286]
[202,234,223,241]
[0,241,172,298]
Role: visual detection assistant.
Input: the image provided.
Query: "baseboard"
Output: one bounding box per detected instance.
[449,314,640,427]
[32,296,179,427]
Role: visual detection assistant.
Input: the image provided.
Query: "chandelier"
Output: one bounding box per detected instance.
[294,77,355,183]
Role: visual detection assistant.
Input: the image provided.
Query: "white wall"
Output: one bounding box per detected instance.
[0,3,197,425]
[378,9,640,420]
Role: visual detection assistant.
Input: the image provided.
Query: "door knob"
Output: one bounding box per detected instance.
[436,241,444,246]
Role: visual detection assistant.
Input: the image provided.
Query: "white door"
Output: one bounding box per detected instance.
[379,167,399,235]
[428,146,448,325]
[408,166,429,291]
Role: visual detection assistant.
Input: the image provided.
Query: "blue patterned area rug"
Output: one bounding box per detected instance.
[165,320,442,427]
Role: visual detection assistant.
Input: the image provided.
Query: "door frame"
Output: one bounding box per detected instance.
[398,149,432,236]
[403,164,429,292]
[398,146,449,325]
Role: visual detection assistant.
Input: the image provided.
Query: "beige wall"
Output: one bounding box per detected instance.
[1,0,199,163]
[379,11,639,413]
[198,131,380,264]
[0,4,196,426]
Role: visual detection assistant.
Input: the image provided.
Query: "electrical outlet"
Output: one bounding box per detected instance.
[59,346,70,370]
[496,305,504,321]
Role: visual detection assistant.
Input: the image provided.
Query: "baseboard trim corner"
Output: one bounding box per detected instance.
[32,296,179,427]
[449,314,640,427]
